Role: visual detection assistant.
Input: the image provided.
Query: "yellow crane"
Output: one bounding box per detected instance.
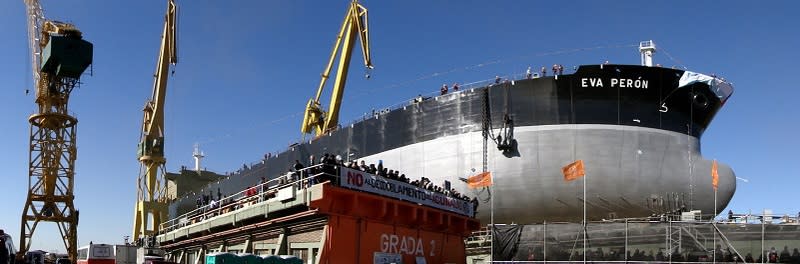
[20,0,93,261]
[301,0,373,136]
[133,0,178,243]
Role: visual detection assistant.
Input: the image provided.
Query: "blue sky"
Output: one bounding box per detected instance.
[1,0,798,252]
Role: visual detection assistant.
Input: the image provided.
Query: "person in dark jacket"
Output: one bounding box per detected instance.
[0,235,8,264]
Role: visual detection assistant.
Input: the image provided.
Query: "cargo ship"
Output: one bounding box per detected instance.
[167,40,735,225]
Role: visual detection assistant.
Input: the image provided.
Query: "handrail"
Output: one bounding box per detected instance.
[248,69,556,166]
[338,71,536,130]
[160,163,479,234]
[159,163,328,232]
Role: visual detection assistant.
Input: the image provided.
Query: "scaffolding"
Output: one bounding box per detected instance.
[467,214,800,263]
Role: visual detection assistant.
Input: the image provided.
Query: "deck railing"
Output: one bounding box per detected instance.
[159,163,330,233]
[160,162,478,233]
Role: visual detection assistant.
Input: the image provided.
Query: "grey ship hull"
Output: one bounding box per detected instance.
[357,124,734,222]
[169,64,735,224]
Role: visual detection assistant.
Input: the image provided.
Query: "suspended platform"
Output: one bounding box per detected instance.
[157,166,481,264]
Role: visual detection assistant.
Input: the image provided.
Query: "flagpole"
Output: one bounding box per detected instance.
[562,160,586,263]
[467,171,493,261]
[712,159,719,263]
[583,172,587,264]
[714,189,717,220]
[713,186,718,264]
[490,184,494,263]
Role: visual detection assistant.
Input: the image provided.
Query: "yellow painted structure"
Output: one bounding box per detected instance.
[301,0,373,136]
[133,0,178,243]
[20,0,93,261]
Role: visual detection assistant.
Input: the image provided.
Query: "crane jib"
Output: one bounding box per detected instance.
[301,0,372,137]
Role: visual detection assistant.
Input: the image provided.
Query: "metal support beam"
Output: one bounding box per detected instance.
[243,236,253,254]
[218,241,227,252]
[176,250,185,264]
[193,247,205,264]
[276,230,288,255]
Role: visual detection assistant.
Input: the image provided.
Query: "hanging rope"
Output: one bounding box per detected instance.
[480,88,492,203]
[482,82,516,153]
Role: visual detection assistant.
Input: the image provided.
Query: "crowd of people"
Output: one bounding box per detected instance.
[524,64,566,79]
[289,153,476,207]
[440,83,459,95]
[194,188,224,210]
[179,152,480,227]
[336,157,477,206]
[440,63,573,96]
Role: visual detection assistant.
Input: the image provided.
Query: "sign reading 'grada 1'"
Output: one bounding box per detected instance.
[380,233,437,257]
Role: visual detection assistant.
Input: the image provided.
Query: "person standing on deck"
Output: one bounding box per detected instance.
[293,160,305,185]
[259,177,268,201]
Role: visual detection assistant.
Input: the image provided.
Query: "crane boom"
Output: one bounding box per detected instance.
[20,0,93,261]
[301,0,372,136]
[24,0,43,92]
[133,0,178,243]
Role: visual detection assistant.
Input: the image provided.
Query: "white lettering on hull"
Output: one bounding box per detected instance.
[581,78,648,89]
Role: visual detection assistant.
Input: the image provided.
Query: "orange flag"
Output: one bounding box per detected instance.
[562,160,586,182]
[712,160,719,190]
[467,171,493,189]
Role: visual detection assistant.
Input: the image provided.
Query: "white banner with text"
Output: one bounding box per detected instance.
[339,167,474,217]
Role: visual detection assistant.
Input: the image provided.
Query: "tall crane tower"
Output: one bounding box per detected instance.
[300,0,373,136]
[133,0,177,244]
[19,0,93,261]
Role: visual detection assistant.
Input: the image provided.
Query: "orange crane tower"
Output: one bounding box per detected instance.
[19,0,93,261]
[133,0,178,244]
